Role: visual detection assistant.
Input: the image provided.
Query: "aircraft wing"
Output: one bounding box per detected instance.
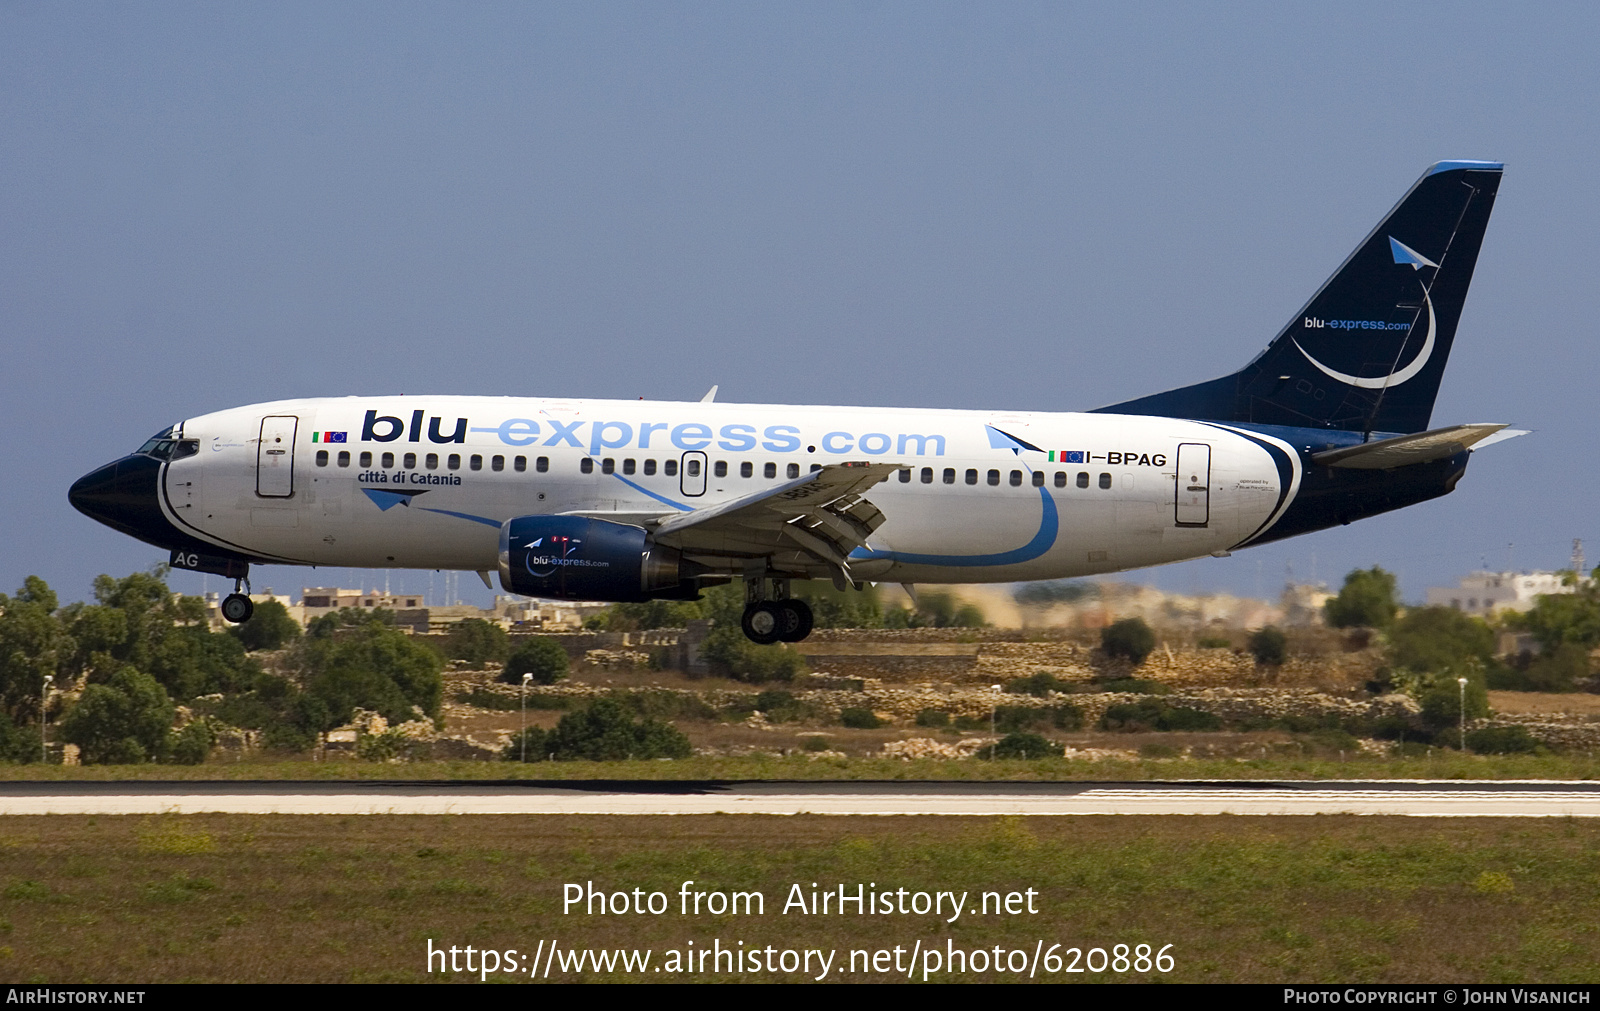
[645,461,903,584]
[1311,423,1525,470]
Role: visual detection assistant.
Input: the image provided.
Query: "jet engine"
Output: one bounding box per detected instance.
[497,515,693,602]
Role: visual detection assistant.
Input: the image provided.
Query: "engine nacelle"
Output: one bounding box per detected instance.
[497,515,687,602]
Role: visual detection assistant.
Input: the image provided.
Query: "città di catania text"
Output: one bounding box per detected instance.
[564,880,1040,924]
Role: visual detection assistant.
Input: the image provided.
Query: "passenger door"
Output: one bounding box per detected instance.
[257,416,299,498]
[1174,442,1210,526]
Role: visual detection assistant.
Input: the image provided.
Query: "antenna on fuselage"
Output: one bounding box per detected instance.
[701,385,718,403]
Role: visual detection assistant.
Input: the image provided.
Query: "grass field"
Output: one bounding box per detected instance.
[0,813,1597,983]
[3,751,1600,781]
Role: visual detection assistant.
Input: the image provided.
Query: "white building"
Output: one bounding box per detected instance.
[1425,571,1574,618]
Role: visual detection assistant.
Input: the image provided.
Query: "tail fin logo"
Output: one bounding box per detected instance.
[1291,235,1438,391]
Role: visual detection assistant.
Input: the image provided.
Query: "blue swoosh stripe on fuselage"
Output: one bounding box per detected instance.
[850,485,1058,568]
[417,507,503,528]
[611,473,694,512]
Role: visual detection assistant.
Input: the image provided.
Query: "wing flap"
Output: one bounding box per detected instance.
[650,461,903,576]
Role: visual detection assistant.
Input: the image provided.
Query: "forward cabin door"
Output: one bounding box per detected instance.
[1174,442,1211,526]
[257,416,299,498]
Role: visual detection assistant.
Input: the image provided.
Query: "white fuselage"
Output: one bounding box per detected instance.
[158,396,1298,585]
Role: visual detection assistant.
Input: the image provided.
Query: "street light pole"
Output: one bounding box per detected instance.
[990,684,1002,758]
[40,675,53,764]
[521,672,533,762]
[1457,677,1469,752]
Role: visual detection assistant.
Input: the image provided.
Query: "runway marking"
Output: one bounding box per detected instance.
[3,787,1599,817]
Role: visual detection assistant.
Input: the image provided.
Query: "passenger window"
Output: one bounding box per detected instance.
[665,459,679,477]
[536,457,548,472]
[515,456,527,472]
[381,452,395,469]
[581,458,594,474]
[987,469,1000,486]
[810,464,822,473]
[1009,470,1022,487]
[920,467,933,484]
[1054,471,1066,488]
[943,468,956,484]
[491,455,504,472]
[897,468,910,483]
[337,451,350,467]
[687,460,701,477]
[644,459,657,476]
[1076,471,1089,488]
[714,461,727,478]
[623,459,636,475]
[447,454,460,470]
[739,461,752,478]
[315,450,329,467]
[602,458,615,474]
[1099,472,1112,489]
[1032,471,1044,487]
[965,468,978,485]
[403,453,416,469]
[361,452,373,468]
[766,462,778,479]
[425,453,438,470]
[470,455,482,471]
[787,463,800,479]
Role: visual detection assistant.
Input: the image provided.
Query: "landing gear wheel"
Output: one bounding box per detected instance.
[221,593,254,624]
[777,599,813,642]
[741,602,785,645]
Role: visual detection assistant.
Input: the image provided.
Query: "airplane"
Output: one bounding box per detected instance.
[70,160,1517,645]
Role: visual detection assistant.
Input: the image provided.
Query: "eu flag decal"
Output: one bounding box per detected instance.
[313,432,348,443]
[1048,450,1085,464]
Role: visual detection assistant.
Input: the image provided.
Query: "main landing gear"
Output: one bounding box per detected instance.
[740,577,813,645]
[220,572,254,625]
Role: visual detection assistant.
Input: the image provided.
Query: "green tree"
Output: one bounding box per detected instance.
[0,716,43,764]
[58,668,175,764]
[63,569,257,700]
[501,638,570,685]
[601,599,705,631]
[230,598,301,652]
[502,725,549,762]
[1389,606,1495,676]
[1508,576,1600,652]
[532,698,691,761]
[1101,617,1156,665]
[444,618,510,665]
[0,576,73,724]
[1249,626,1288,667]
[297,617,443,726]
[697,626,806,683]
[1324,567,1399,628]
[792,583,884,629]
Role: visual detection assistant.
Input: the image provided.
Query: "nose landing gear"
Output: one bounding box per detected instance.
[220,572,254,625]
[740,577,813,645]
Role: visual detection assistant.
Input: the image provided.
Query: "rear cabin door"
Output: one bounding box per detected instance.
[257,416,299,498]
[679,451,707,497]
[1174,442,1210,526]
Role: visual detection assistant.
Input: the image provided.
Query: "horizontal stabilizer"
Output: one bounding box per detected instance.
[1311,423,1516,470]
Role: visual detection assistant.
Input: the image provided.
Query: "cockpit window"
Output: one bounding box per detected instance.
[171,440,199,460]
[136,426,177,457]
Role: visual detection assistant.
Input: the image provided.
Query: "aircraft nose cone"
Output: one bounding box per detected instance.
[68,455,166,540]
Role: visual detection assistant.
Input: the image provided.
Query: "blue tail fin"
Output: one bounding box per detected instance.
[1094,161,1502,434]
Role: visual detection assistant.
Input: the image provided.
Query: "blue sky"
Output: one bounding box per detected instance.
[4,3,1596,607]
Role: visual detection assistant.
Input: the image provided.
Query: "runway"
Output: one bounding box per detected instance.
[3,780,1599,816]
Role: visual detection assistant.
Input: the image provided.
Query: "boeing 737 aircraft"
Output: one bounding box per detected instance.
[71,161,1517,644]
